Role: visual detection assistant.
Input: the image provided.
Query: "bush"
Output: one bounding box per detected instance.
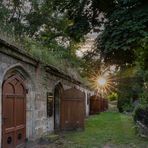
[107,92,118,101]
[134,105,148,127]
[123,103,134,113]
[117,97,133,113]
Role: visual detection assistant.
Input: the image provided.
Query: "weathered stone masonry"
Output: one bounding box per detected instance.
[0,38,93,146]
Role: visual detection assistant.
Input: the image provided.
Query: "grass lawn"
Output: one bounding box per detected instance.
[61,112,148,148]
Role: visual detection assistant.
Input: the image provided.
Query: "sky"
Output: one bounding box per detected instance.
[76,31,98,57]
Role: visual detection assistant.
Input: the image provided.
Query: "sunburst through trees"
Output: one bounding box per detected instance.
[90,70,115,96]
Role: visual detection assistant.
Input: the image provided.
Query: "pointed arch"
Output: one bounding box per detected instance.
[54,82,63,131]
[1,64,36,141]
[2,64,35,89]
[2,74,26,147]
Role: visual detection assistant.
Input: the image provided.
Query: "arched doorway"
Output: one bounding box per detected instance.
[54,84,63,131]
[2,75,26,148]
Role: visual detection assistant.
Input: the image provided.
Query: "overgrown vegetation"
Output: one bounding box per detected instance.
[134,105,148,127]
[107,92,118,101]
[132,39,148,127]
[0,0,85,77]
[116,67,143,112]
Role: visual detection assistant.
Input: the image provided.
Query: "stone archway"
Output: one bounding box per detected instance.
[2,74,26,148]
[54,83,63,131]
[0,65,36,147]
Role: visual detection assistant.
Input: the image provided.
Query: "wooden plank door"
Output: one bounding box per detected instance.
[61,88,85,130]
[2,75,26,148]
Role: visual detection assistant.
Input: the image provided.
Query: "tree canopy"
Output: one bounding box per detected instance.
[0,0,148,73]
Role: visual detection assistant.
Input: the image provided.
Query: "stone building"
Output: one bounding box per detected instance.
[0,38,93,147]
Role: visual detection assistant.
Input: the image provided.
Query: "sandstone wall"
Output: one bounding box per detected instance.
[0,41,93,145]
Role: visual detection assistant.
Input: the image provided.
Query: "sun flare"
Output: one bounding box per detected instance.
[97,77,107,86]
[89,71,115,95]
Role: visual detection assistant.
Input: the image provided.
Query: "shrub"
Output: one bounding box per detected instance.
[117,97,133,113]
[123,103,134,113]
[133,105,148,127]
[107,92,118,101]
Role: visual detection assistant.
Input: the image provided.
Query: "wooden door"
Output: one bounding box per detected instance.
[90,95,101,115]
[2,75,26,148]
[61,88,85,130]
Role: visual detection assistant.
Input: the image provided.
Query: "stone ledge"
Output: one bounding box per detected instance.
[39,133,60,144]
[136,121,148,138]
[0,38,39,65]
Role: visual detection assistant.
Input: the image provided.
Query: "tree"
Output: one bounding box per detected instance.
[98,0,148,65]
[0,0,148,74]
[0,0,82,67]
[51,0,148,66]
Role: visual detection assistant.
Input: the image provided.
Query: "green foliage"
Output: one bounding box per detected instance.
[133,104,148,127]
[0,0,84,76]
[122,103,134,112]
[117,93,133,112]
[139,87,148,105]
[80,58,102,77]
[0,0,147,83]
[135,37,148,70]
[52,0,91,41]
[47,0,148,66]
[24,38,62,66]
[50,0,148,78]
[23,38,82,72]
[133,38,148,107]
[107,92,118,101]
[116,66,143,112]
[98,0,148,65]
[0,0,89,43]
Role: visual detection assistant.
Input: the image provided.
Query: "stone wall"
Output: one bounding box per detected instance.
[0,39,93,145]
